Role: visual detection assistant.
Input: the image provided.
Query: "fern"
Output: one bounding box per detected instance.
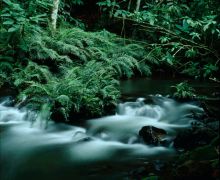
[19,26,154,80]
[13,61,52,87]
[107,55,138,78]
[1,9,154,119]
[139,62,152,76]
[15,59,120,119]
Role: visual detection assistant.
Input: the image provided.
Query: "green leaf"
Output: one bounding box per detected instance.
[203,23,210,32]
[203,64,218,78]
[189,32,201,40]
[185,49,197,58]
[8,26,19,32]
[3,0,12,6]
[163,52,174,65]
[3,20,14,25]
[159,36,170,43]
[16,17,26,22]
[1,13,11,17]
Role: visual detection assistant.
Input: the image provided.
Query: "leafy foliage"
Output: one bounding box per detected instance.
[98,0,220,80]
[14,60,120,119]
[171,81,196,99]
[0,0,153,119]
[24,27,153,77]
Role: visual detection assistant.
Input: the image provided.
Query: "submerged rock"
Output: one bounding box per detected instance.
[138,126,167,145]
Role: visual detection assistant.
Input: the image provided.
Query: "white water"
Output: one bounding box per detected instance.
[0,96,204,180]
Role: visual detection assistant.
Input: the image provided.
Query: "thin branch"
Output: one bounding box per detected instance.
[209,77,220,83]
[135,0,141,12]
[173,47,184,57]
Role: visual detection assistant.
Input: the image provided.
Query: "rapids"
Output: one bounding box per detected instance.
[0,96,204,180]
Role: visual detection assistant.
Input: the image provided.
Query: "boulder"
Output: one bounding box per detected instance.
[138,126,167,145]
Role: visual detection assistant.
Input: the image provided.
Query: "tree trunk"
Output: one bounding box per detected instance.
[127,0,132,11]
[51,0,60,31]
[135,0,141,12]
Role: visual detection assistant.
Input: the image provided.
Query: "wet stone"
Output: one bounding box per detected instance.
[138,126,167,145]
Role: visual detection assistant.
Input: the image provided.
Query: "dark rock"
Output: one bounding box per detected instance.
[212,92,220,97]
[139,126,167,145]
[175,160,216,180]
[199,100,220,119]
[206,121,220,132]
[174,127,217,150]
[180,144,218,162]
[128,163,158,180]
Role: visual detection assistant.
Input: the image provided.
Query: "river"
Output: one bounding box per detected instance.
[0,78,219,180]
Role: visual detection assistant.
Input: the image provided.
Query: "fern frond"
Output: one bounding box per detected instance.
[139,63,152,76]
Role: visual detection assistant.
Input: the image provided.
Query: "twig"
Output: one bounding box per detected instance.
[209,77,220,83]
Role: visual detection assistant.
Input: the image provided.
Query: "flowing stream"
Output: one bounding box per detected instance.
[0,95,204,180]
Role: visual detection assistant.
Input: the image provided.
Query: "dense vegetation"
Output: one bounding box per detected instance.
[98,0,220,79]
[0,0,220,120]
